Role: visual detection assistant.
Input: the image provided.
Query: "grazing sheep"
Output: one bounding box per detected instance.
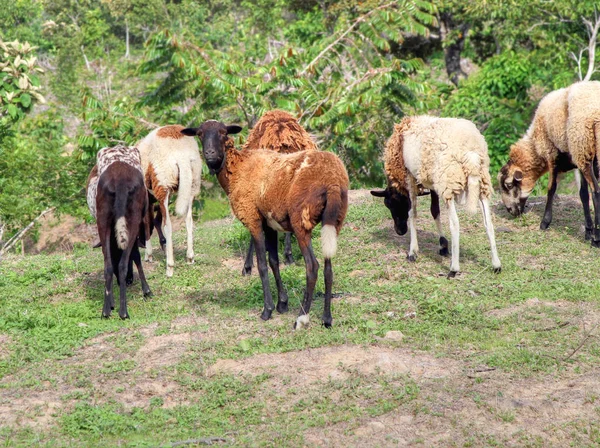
[182,121,349,329]
[241,109,318,275]
[87,145,152,319]
[137,125,203,277]
[498,81,600,244]
[371,116,501,277]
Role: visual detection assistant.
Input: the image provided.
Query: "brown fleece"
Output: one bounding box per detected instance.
[217,139,348,240]
[243,110,318,153]
[156,125,186,139]
[384,119,411,194]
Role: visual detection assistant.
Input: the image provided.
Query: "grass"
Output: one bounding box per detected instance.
[1,189,600,446]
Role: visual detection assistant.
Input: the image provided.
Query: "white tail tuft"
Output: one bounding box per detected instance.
[115,217,129,250]
[321,224,338,259]
[175,162,193,216]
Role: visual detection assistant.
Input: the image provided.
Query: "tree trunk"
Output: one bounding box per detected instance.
[440,12,470,86]
[125,19,130,59]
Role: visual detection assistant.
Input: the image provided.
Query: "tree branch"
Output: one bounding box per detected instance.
[582,12,600,81]
[300,1,398,75]
[0,207,56,259]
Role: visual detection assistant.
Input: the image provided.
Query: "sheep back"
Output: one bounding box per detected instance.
[566,81,600,169]
[243,110,318,153]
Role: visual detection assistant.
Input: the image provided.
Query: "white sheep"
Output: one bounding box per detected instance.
[137,125,202,277]
[498,81,600,245]
[371,116,501,277]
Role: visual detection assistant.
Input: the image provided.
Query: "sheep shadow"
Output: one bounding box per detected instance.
[492,195,589,242]
[370,222,491,272]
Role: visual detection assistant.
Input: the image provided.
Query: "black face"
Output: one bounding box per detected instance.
[371,188,411,235]
[181,121,242,172]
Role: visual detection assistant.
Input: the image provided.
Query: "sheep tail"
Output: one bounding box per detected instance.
[114,189,129,250]
[321,185,347,259]
[463,151,482,215]
[175,161,193,216]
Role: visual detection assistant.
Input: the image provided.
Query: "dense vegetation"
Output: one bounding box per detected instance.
[0,0,598,238]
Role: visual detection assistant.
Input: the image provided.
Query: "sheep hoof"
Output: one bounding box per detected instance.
[144,289,153,298]
[101,312,111,319]
[493,267,502,274]
[126,276,134,286]
[585,228,593,240]
[407,254,417,262]
[186,257,195,265]
[119,312,130,320]
[242,265,252,276]
[166,266,174,277]
[447,270,458,279]
[540,221,550,230]
[322,318,332,329]
[145,255,153,263]
[260,308,273,321]
[592,239,600,248]
[439,247,449,257]
[276,301,289,313]
[284,254,294,265]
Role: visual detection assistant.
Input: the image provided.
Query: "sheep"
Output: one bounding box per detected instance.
[498,81,600,245]
[371,116,501,277]
[137,125,203,277]
[86,145,152,319]
[241,109,318,275]
[181,120,349,329]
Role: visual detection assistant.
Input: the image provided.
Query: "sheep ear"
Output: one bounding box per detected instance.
[226,125,243,135]
[513,170,523,182]
[370,189,388,198]
[181,127,198,136]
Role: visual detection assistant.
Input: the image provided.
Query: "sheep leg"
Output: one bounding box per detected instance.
[101,226,114,318]
[185,198,195,264]
[283,233,294,265]
[265,226,288,314]
[162,193,175,277]
[447,199,460,277]
[579,170,594,240]
[582,164,600,247]
[242,239,254,276]
[430,191,448,256]
[144,196,154,262]
[480,199,502,273]
[131,245,152,298]
[540,164,559,230]
[117,244,134,319]
[322,258,333,328]
[294,234,319,330]
[126,258,134,286]
[154,205,167,251]
[253,229,276,321]
[407,192,419,262]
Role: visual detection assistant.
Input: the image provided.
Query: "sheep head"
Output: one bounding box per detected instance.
[370,186,411,235]
[181,121,242,173]
[498,162,526,217]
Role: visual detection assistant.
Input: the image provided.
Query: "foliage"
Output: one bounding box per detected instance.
[443,51,558,173]
[0,39,45,140]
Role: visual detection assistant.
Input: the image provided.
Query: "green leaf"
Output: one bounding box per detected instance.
[20,93,31,108]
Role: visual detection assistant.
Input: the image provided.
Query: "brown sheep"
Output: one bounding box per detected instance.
[182,121,349,329]
[241,110,318,275]
[498,81,600,244]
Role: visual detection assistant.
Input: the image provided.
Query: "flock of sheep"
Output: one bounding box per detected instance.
[86,80,600,328]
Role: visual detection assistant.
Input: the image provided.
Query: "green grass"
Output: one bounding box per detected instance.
[1,191,599,446]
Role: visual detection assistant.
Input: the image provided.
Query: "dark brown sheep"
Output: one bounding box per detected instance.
[87,145,152,319]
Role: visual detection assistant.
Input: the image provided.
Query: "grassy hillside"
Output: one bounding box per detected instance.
[1,191,600,447]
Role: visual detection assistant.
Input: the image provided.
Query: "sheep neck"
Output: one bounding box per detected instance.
[215,138,244,196]
[510,137,548,185]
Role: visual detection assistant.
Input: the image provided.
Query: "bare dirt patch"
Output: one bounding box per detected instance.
[304,368,600,447]
[0,334,12,360]
[348,189,374,205]
[208,345,460,385]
